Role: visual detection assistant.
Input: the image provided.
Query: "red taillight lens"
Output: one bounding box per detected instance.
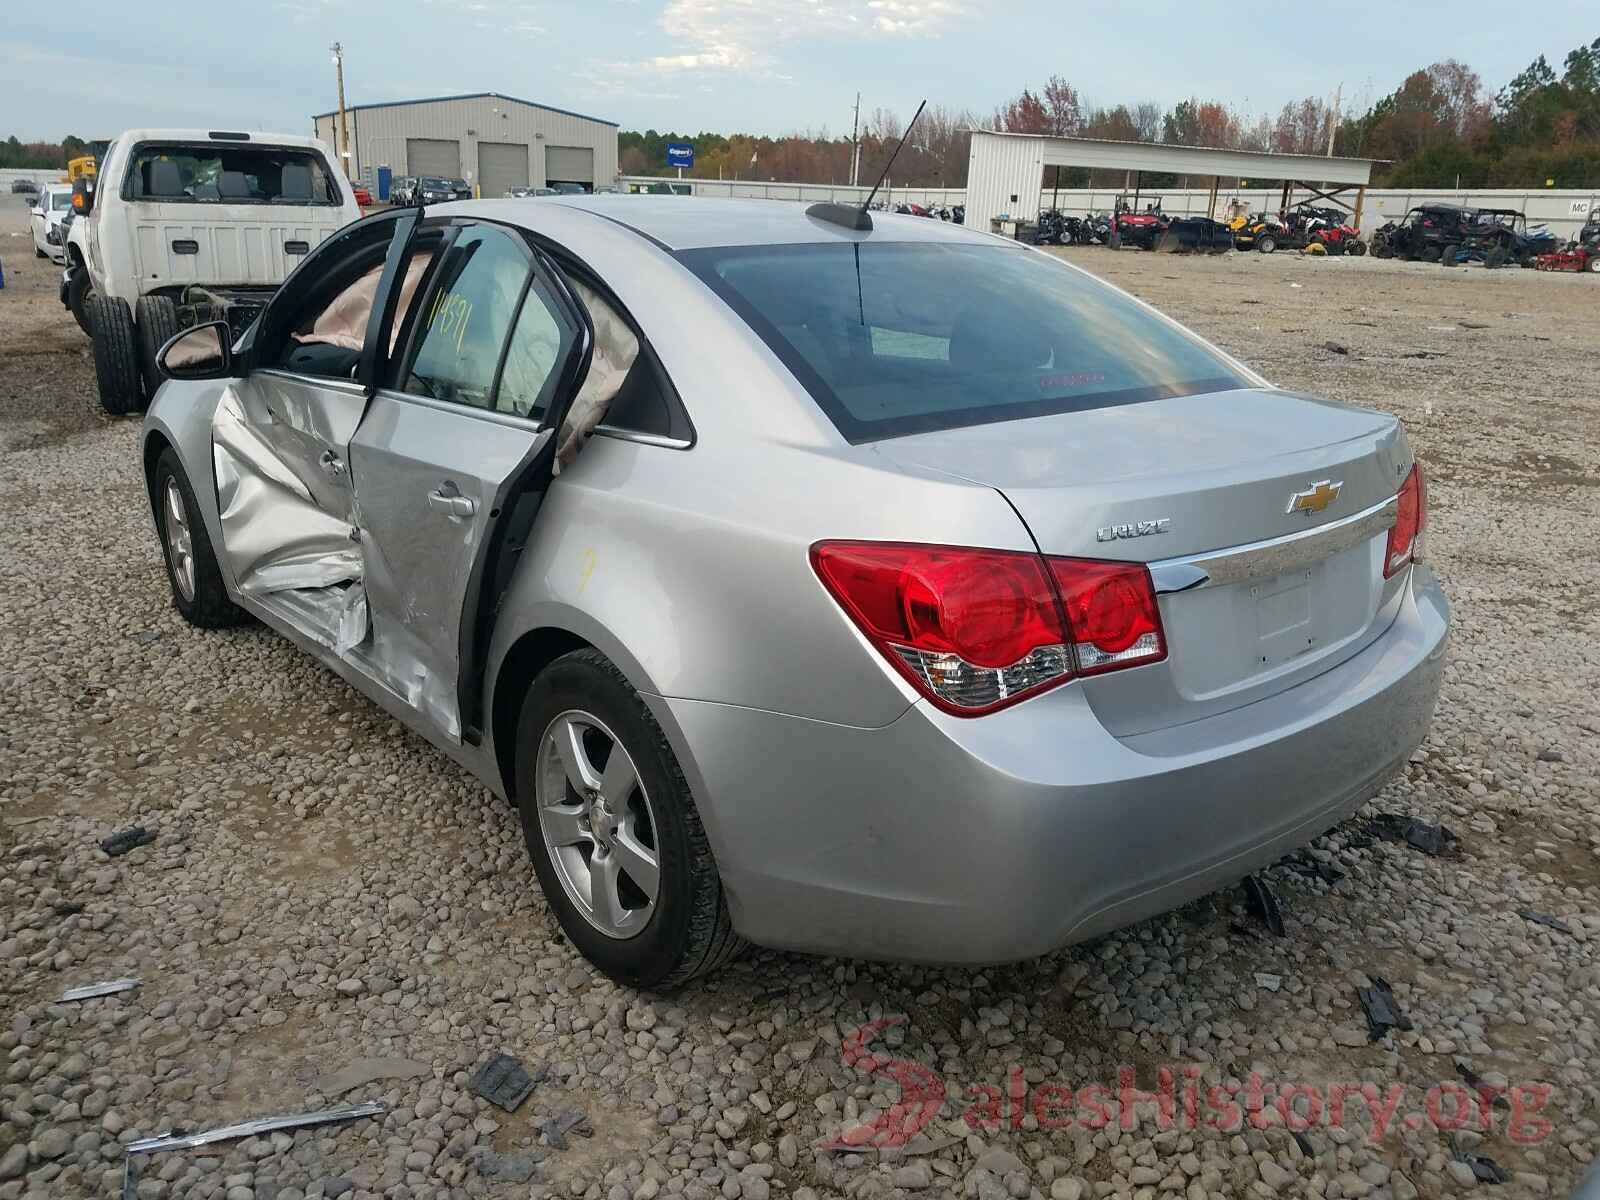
[811,542,1166,715]
[1047,558,1167,674]
[1384,463,1426,578]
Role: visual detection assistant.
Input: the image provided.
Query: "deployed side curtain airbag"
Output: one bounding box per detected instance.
[555,280,640,473]
[291,253,435,354]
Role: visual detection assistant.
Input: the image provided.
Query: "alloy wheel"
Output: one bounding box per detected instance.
[535,709,661,939]
[163,477,196,602]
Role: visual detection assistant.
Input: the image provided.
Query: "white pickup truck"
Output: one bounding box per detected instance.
[64,129,360,414]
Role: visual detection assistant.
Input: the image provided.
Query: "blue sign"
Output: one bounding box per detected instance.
[666,142,695,169]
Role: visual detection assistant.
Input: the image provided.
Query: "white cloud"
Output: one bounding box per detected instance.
[608,0,970,77]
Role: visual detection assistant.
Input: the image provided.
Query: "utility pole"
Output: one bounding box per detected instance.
[331,42,351,178]
[850,92,861,188]
[1326,82,1341,157]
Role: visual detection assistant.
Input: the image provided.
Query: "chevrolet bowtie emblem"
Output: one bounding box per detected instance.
[1286,479,1342,515]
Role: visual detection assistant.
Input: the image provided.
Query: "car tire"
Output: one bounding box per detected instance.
[514,648,745,990]
[135,296,182,401]
[153,448,247,629]
[66,264,94,335]
[88,295,144,416]
[1257,234,1277,254]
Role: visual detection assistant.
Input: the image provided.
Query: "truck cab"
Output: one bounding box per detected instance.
[64,129,359,414]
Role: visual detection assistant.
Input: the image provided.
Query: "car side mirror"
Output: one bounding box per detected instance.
[71,178,94,215]
[157,321,234,381]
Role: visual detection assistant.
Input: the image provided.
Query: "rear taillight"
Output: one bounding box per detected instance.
[810,542,1166,716]
[1384,463,1426,578]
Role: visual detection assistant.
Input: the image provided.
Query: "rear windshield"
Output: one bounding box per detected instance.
[124,144,340,205]
[679,241,1250,442]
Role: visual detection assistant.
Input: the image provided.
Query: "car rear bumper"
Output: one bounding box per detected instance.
[664,565,1449,964]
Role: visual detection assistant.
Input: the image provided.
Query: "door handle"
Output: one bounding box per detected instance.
[319,450,346,477]
[428,487,477,518]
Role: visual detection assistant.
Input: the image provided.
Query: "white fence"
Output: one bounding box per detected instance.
[1,168,64,191]
[619,175,1598,238]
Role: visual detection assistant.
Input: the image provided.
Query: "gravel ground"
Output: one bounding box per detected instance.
[2,202,1597,1200]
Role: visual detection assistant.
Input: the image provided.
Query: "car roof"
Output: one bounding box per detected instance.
[532,195,1002,251]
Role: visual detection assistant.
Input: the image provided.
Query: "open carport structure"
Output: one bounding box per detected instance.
[965,130,1377,237]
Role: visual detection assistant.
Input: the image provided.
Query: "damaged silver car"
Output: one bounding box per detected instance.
[143,198,1447,989]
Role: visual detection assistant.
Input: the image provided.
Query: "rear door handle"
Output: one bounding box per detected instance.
[428,487,477,518]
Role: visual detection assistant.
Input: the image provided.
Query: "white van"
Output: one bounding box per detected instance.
[63,129,359,414]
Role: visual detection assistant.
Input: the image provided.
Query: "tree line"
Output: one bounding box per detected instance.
[621,33,1600,190]
[0,135,92,170]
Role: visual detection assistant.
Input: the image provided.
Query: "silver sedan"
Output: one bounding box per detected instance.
[141,197,1449,988]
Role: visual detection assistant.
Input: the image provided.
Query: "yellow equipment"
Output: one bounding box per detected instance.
[66,156,97,184]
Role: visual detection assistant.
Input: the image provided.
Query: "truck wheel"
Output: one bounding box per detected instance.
[87,296,144,417]
[135,296,182,400]
[514,649,745,990]
[153,449,247,629]
[66,265,95,335]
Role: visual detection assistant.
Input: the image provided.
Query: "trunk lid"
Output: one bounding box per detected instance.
[871,387,1414,734]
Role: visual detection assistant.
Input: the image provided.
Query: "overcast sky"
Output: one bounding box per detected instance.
[7,0,1598,142]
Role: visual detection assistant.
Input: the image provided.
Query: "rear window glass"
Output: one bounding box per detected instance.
[679,241,1251,442]
[125,144,340,205]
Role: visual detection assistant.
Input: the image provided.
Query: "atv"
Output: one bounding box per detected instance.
[1107,194,1167,250]
[1298,206,1367,256]
[1370,203,1475,263]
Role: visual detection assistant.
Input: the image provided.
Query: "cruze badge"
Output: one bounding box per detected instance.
[1286,480,1342,515]
[1097,518,1171,542]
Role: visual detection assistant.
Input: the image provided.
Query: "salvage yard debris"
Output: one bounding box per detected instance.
[467,1052,547,1113]
[100,825,155,857]
[538,1107,593,1150]
[312,1056,432,1098]
[122,1101,385,1199]
[1368,812,1458,856]
[1358,978,1414,1041]
[60,978,140,1002]
[1241,874,1286,937]
[1453,1149,1512,1184]
[1517,908,1573,935]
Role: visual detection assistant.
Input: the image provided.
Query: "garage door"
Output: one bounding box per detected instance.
[545,145,595,189]
[406,138,462,180]
[478,141,530,199]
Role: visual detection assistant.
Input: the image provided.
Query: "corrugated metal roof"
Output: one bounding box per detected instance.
[972,129,1379,168]
[310,91,616,128]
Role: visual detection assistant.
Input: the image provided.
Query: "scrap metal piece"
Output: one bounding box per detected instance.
[1517,909,1573,935]
[472,1148,544,1183]
[1242,874,1285,937]
[100,826,156,857]
[124,1100,385,1155]
[60,978,140,1003]
[1452,1150,1511,1185]
[1357,978,1413,1042]
[467,1054,546,1114]
[312,1057,431,1099]
[1369,813,1457,856]
[1284,852,1345,886]
[538,1107,592,1150]
[1454,1061,1511,1112]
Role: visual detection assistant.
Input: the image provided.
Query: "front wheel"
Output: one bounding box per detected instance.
[1256,234,1277,254]
[66,265,94,335]
[153,449,247,629]
[1587,254,1600,273]
[1348,239,1368,257]
[515,649,745,989]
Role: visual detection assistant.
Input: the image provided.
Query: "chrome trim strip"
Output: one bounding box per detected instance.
[1150,494,1398,593]
[593,425,693,450]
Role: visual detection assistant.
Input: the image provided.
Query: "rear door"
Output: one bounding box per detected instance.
[347,219,590,742]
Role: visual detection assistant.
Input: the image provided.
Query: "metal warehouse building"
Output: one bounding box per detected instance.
[311,91,618,198]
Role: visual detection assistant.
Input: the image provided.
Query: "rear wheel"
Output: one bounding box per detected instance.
[135,296,182,400]
[1256,234,1277,254]
[1348,239,1368,257]
[66,264,94,335]
[153,449,246,628]
[515,649,744,989]
[1588,254,1600,273]
[87,296,144,416]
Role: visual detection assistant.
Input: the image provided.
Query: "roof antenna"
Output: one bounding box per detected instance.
[808,99,927,232]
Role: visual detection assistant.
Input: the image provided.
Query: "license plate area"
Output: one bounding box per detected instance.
[1252,569,1316,669]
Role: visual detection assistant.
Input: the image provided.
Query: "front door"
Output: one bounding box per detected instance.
[348,220,588,741]
[210,211,416,649]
